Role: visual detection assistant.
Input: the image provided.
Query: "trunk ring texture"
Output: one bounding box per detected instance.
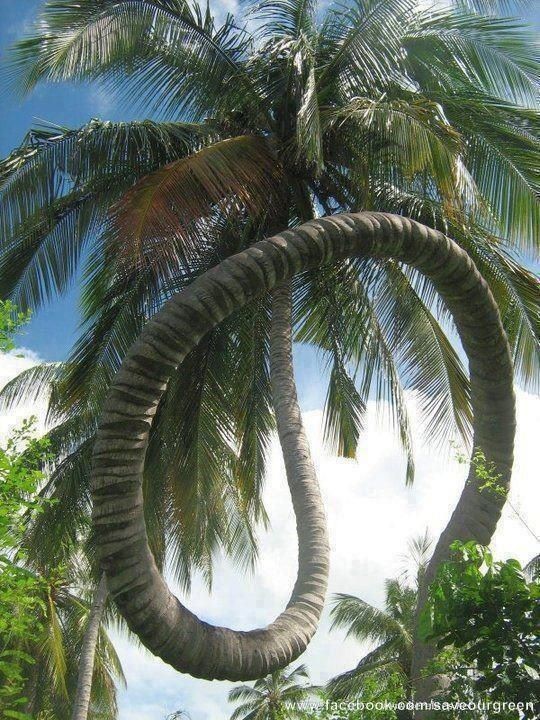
[91,212,515,681]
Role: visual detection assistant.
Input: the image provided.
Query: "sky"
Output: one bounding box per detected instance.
[0,2,539,720]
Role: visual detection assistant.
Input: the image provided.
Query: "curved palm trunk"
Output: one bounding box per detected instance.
[91,212,514,683]
[71,573,108,720]
[270,281,330,633]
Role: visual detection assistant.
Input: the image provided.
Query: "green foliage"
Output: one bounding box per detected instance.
[454,446,508,498]
[302,676,404,718]
[0,419,51,717]
[0,300,31,353]
[0,305,122,719]
[228,664,314,720]
[420,541,540,712]
[327,535,433,704]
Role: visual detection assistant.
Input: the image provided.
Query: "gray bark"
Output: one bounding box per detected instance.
[269,281,330,643]
[71,573,108,720]
[91,212,514,683]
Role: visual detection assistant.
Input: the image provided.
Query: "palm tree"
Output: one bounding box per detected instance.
[7,562,124,719]
[327,535,432,702]
[71,572,110,720]
[328,582,415,701]
[228,664,313,720]
[0,0,537,706]
[89,210,516,691]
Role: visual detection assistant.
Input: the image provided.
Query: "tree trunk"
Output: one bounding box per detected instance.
[23,660,41,716]
[91,212,514,684]
[269,281,330,634]
[71,573,108,720]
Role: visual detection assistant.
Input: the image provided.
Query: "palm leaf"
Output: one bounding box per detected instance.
[330,593,406,644]
[326,641,401,700]
[406,9,540,107]
[8,0,264,121]
[246,0,317,39]
[319,0,417,92]
[376,262,473,447]
[0,362,62,412]
[110,135,281,269]
[0,119,206,239]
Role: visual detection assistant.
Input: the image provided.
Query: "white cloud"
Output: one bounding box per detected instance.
[88,86,116,118]
[0,349,47,443]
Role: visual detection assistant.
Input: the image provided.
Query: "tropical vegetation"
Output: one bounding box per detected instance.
[421,541,540,712]
[228,664,314,720]
[0,0,538,715]
[327,535,432,703]
[0,418,50,717]
[0,302,123,719]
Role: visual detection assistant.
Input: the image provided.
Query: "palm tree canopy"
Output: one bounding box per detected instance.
[328,583,415,699]
[328,535,434,699]
[0,0,538,581]
[2,561,124,719]
[228,664,312,720]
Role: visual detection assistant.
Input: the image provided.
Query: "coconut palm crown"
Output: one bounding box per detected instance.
[228,664,313,720]
[327,534,433,701]
[1,0,538,586]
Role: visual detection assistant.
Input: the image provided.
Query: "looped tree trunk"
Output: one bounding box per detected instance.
[91,212,515,683]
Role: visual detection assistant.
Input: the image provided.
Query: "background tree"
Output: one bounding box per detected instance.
[228,664,314,720]
[0,418,50,717]
[328,583,415,703]
[12,562,124,720]
[327,535,432,707]
[420,541,540,716]
[0,301,123,719]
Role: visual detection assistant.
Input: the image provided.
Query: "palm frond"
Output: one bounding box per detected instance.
[23,439,93,569]
[247,0,317,39]
[319,0,417,93]
[0,362,62,412]
[376,262,473,447]
[295,263,367,458]
[229,685,264,703]
[326,641,400,700]
[110,135,281,270]
[326,95,466,209]
[41,590,68,699]
[406,9,540,107]
[456,227,540,390]
[330,593,404,645]
[296,59,323,172]
[0,119,206,239]
[8,0,264,122]
[323,359,365,459]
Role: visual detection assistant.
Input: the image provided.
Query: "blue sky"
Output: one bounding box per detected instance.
[1,3,539,719]
[0,0,147,361]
